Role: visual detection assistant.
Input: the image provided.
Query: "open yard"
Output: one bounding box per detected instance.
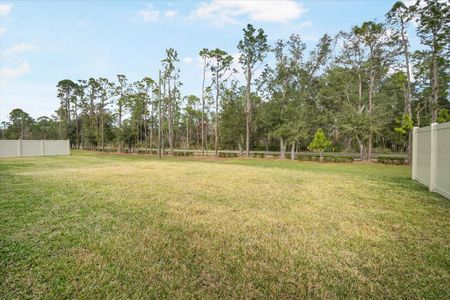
[1,151,449,298]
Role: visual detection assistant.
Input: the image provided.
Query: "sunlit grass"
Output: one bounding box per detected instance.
[1,151,449,298]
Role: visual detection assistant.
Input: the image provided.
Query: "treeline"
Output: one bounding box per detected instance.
[1,0,449,161]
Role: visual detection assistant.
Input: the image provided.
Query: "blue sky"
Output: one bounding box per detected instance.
[0,0,414,122]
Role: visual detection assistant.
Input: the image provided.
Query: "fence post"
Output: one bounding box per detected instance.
[429,123,438,192]
[412,127,418,180]
[17,139,22,157]
[41,140,45,156]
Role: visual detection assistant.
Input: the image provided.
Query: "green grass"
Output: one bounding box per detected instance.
[1,150,449,299]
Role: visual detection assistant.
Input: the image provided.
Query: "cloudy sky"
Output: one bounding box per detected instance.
[0,0,414,122]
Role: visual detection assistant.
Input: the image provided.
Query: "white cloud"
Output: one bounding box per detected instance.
[165,10,178,17]
[297,21,312,30]
[0,27,6,35]
[0,3,12,17]
[0,61,30,80]
[138,5,160,22]
[3,43,35,55]
[190,0,306,25]
[183,57,193,64]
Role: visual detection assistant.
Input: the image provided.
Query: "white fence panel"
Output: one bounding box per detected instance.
[435,123,450,199]
[412,122,450,199]
[0,140,20,157]
[43,140,70,156]
[414,126,431,186]
[0,140,70,157]
[22,140,43,156]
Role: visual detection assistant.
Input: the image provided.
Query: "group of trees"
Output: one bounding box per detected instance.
[2,0,449,162]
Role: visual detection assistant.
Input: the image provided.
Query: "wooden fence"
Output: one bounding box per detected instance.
[412,122,450,199]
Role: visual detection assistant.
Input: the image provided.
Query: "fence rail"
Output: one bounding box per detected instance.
[95,147,407,159]
[412,122,450,199]
[0,140,70,157]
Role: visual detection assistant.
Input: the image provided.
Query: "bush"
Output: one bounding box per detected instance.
[296,155,320,161]
[377,156,406,165]
[173,151,194,157]
[296,155,353,163]
[218,152,238,158]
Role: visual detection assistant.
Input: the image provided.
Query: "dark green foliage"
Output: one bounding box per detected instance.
[173,151,194,157]
[219,152,239,158]
[377,156,407,165]
[297,155,354,163]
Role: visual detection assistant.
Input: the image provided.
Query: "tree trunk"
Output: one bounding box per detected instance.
[201,58,206,156]
[158,71,162,159]
[144,116,148,154]
[239,135,244,157]
[101,102,104,152]
[186,118,189,149]
[118,100,122,152]
[73,99,79,149]
[357,137,365,161]
[168,76,174,156]
[245,62,252,157]
[280,138,286,159]
[264,136,269,152]
[215,61,220,156]
[290,142,296,160]
[401,24,413,165]
[150,125,153,154]
[367,54,375,161]
[431,51,438,123]
[358,73,362,110]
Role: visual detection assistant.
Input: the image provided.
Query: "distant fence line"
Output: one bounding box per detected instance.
[0,140,70,157]
[95,147,407,159]
[412,122,450,200]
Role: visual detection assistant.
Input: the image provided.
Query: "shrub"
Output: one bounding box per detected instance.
[173,151,194,157]
[296,155,319,161]
[218,152,237,158]
[377,156,406,165]
[308,128,332,162]
[296,155,353,163]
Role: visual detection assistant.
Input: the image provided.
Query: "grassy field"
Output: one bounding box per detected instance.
[1,151,449,299]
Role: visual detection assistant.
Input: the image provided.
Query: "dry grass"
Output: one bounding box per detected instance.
[1,151,449,298]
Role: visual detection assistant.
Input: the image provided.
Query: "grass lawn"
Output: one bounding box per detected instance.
[1,151,449,298]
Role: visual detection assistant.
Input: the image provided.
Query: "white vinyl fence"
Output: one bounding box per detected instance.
[412,122,450,199]
[0,140,70,157]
